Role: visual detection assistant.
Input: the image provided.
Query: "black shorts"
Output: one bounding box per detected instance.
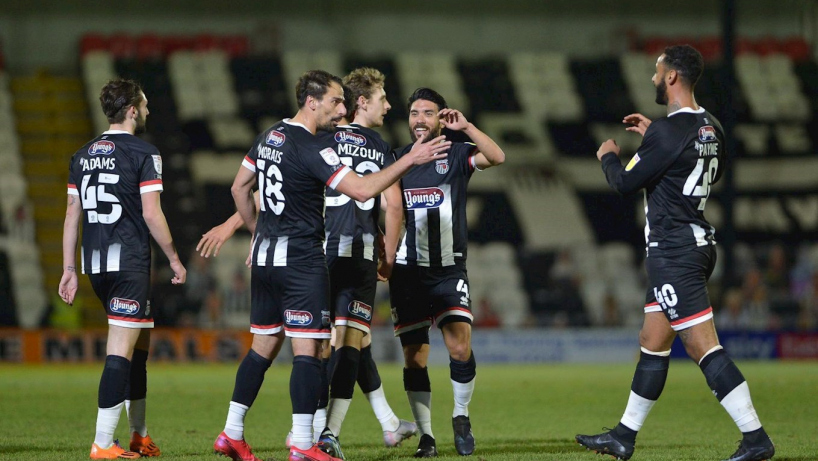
[389,263,473,337]
[327,256,377,335]
[250,264,331,339]
[89,271,153,329]
[644,245,716,331]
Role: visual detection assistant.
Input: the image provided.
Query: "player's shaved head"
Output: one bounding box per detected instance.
[296,70,344,109]
[100,79,144,124]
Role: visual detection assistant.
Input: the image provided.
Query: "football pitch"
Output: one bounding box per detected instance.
[1,361,815,460]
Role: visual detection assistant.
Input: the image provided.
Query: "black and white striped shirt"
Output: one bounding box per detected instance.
[242,119,351,267]
[67,131,163,274]
[395,142,478,267]
[322,124,394,262]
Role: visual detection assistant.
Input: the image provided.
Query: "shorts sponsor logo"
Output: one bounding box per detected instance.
[334,131,367,146]
[285,310,313,326]
[348,301,372,321]
[403,187,444,209]
[266,130,286,147]
[435,159,449,174]
[319,147,341,166]
[110,297,140,315]
[698,125,717,142]
[89,140,115,156]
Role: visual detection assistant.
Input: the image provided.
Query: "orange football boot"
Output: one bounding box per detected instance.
[90,440,141,459]
[130,432,161,457]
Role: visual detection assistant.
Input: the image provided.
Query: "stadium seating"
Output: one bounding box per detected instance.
[17,32,809,328]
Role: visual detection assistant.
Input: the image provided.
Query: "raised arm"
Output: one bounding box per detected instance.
[439,108,505,170]
[197,190,260,257]
[333,135,450,202]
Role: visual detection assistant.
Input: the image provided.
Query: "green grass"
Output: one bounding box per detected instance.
[0,361,815,460]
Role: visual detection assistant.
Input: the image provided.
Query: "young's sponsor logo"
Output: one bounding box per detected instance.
[110,298,140,315]
[266,130,286,147]
[404,187,445,209]
[334,131,367,146]
[348,301,373,321]
[285,310,313,326]
[698,125,717,142]
[89,141,115,156]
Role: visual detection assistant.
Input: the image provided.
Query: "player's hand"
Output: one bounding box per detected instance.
[597,139,620,161]
[197,222,236,258]
[623,113,652,137]
[408,134,450,165]
[245,237,254,268]
[438,108,469,131]
[58,269,78,305]
[170,260,187,285]
[377,259,394,282]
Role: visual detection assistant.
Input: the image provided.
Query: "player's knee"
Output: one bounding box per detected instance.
[449,350,476,383]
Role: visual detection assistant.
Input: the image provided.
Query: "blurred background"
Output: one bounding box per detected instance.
[1,0,817,363]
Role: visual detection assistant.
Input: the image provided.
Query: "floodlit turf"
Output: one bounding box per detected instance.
[1,361,815,460]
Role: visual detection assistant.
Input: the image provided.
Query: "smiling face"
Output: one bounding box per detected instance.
[408,99,442,143]
[315,81,347,132]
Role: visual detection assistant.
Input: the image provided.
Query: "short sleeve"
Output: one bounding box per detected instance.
[67,155,79,196]
[302,143,352,190]
[139,150,163,194]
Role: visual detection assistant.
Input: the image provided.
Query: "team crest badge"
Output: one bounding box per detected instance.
[152,155,163,174]
[435,159,449,174]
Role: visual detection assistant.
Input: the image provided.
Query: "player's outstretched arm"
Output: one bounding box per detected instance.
[197,190,260,258]
[623,113,652,137]
[334,135,450,202]
[439,108,505,169]
[378,182,404,282]
[142,191,186,284]
[59,194,82,305]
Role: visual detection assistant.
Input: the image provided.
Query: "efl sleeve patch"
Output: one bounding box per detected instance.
[625,153,641,171]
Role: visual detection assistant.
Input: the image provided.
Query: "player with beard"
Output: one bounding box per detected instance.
[60,78,187,459]
[197,73,418,457]
[316,68,418,459]
[389,88,505,457]
[212,70,449,461]
[575,45,774,461]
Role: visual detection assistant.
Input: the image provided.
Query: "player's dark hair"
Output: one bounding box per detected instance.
[663,45,704,88]
[343,67,386,117]
[99,79,144,124]
[407,87,448,112]
[341,84,355,117]
[296,70,343,108]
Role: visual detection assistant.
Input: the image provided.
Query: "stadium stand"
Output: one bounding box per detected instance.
[7,31,814,329]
